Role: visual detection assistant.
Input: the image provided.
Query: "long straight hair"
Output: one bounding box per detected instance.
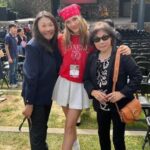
[32,11,58,52]
[63,16,89,49]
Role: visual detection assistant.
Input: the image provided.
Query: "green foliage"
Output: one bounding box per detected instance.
[0,0,7,7]
[8,0,32,18]
[2,0,52,18]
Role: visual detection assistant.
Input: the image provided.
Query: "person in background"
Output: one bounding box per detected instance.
[5,23,18,88]
[21,11,61,150]
[52,4,131,150]
[24,22,32,42]
[84,22,142,150]
[17,28,27,56]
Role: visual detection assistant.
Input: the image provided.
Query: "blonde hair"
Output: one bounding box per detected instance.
[63,16,89,49]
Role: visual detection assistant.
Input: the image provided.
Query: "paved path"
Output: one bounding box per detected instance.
[0,126,146,136]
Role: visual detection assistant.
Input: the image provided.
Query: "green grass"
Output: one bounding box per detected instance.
[0,132,149,150]
[1,107,14,113]
[0,90,148,131]
[0,90,150,149]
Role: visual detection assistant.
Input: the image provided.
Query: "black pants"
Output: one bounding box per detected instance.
[29,103,52,150]
[96,109,126,150]
[0,59,3,79]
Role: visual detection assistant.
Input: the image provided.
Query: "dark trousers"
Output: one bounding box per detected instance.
[29,103,52,150]
[0,59,3,79]
[9,58,18,84]
[96,109,126,150]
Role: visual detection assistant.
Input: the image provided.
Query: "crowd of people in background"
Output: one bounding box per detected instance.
[0,21,32,88]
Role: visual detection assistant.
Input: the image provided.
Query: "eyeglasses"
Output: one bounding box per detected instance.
[19,117,32,132]
[93,35,110,43]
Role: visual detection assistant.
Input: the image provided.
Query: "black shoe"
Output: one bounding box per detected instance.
[76,122,81,126]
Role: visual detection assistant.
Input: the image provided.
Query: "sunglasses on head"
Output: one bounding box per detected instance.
[93,35,110,43]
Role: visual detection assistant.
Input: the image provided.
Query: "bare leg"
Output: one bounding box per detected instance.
[62,106,69,118]
[62,107,81,150]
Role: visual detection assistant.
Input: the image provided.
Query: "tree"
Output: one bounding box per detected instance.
[6,0,52,18]
[7,0,32,18]
[0,0,7,6]
[31,0,51,16]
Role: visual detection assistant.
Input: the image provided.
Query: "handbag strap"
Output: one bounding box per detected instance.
[112,49,121,92]
[112,48,121,114]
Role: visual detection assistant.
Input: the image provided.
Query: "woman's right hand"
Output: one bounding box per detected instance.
[91,90,107,103]
[8,57,13,64]
[22,104,33,119]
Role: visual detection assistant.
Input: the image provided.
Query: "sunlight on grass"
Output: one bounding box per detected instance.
[0,132,149,150]
[0,90,148,131]
[0,90,150,150]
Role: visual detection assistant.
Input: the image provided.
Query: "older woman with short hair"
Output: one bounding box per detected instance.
[84,22,142,150]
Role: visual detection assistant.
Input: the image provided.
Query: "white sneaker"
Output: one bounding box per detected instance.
[73,139,80,150]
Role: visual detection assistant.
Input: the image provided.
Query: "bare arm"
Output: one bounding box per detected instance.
[5,44,13,63]
[0,49,4,58]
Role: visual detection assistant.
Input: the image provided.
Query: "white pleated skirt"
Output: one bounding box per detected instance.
[52,76,90,109]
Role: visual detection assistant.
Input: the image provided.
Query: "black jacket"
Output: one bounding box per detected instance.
[84,49,142,111]
[22,39,62,105]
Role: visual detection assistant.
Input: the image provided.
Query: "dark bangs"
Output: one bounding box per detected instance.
[90,26,117,46]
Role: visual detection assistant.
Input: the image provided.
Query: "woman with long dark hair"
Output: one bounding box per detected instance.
[21,11,61,150]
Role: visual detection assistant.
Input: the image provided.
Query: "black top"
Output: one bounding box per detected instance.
[84,49,142,111]
[5,33,17,59]
[22,38,62,105]
[96,57,110,89]
[17,35,26,45]
[96,58,111,111]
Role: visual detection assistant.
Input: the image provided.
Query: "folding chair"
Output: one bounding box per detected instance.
[139,83,150,149]
[140,101,150,150]
[17,55,25,82]
[137,61,150,77]
[134,56,147,63]
[0,60,9,88]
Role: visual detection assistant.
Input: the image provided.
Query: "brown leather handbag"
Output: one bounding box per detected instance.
[112,49,142,123]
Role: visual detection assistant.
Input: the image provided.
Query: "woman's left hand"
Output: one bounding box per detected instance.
[106,91,125,103]
[118,45,131,55]
[22,104,33,119]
